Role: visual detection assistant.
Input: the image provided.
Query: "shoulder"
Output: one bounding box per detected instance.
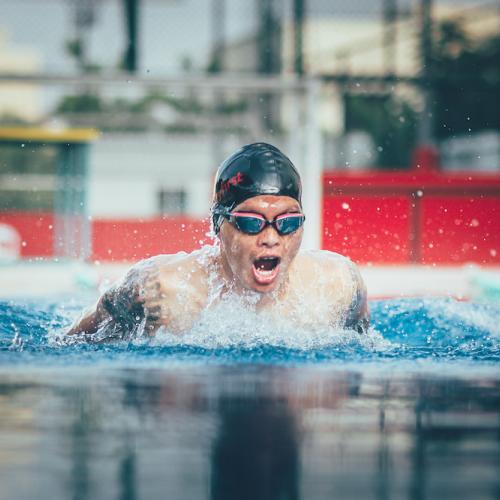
[100,249,208,333]
[295,250,369,331]
[292,249,359,303]
[153,247,210,294]
[295,249,357,283]
[121,250,201,289]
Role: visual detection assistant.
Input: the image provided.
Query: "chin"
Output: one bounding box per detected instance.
[247,273,283,294]
[249,283,278,294]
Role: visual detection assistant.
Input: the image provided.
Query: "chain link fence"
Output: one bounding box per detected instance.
[0,0,499,170]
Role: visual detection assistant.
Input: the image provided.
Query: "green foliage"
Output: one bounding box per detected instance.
[54,88,250,132]
[431,21,500,139]
[342,22,500,167]
[164,124,199,134]
[0,191,54,211]
[56,93,103,114]
[344,93,418,168]
[214,99,248,114]
[0,114,31,127]
[65,38,83,61]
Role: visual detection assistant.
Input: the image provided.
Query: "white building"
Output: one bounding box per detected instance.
[0,30,41,122]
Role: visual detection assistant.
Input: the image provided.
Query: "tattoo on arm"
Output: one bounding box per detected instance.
[101,262,165,336]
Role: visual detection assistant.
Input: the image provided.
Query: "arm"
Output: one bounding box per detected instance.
[66,259,167,340]
[65,295,112,337]
[344,261,370,334]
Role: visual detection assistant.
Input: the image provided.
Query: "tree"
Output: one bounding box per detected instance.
[344,93,418,169]
[431,21,500,139]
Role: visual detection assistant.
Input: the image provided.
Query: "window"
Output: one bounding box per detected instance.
[158,189,186,215]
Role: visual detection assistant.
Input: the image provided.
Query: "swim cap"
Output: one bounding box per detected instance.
[211,143,302,233]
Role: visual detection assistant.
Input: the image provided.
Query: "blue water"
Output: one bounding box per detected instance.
[1,297,500,500]
[1,297,499,369]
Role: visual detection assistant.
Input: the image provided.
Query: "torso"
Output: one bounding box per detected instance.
[130,245,361,335]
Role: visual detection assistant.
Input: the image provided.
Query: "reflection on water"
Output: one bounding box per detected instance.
[0,367,499,500]
[212,394,298,500]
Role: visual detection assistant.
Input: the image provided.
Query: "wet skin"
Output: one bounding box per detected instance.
[66,195,368,339]
[218,195,303,295]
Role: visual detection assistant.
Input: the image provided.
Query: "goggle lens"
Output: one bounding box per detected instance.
[275,214,305,235]
[227,212,305,235]
[233,215,266,234]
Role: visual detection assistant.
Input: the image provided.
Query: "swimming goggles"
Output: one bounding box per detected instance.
[215,210,305,235]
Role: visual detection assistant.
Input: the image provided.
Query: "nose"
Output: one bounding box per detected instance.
[256,224,280,247]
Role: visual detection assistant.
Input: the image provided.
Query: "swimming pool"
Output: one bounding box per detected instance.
[1,297,499,499]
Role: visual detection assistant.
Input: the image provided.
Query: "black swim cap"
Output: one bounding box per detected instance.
[211,143,302,233]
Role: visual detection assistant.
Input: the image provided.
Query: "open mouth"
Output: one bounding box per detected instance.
[252,256,281,285]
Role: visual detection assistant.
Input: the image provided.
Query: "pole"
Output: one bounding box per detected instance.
[417,0,434,147]
[292,79,322,250]
[383,0,397,76]
[211,0,226,73]
[293,0,305,76]
[123,0,139,73]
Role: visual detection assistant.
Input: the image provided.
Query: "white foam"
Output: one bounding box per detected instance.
[145,293,388,351]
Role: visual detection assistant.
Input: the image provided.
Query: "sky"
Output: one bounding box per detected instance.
[0,0,490,76]
[0,0,256,74]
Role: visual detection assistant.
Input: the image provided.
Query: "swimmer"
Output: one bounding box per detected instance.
[67,143,369,339]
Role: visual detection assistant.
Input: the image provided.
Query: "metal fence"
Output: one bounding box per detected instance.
[0,0,498,258]
[1,0,498,168]
[0,0,498,179]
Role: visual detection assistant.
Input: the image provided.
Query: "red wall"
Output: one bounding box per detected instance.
[420,197,500,264]
[2,167,499,264]
[0,212,54,257]
[323,195,412,263]
[91,217,210,261]
[0,213,211,261]
[322,169,500,265]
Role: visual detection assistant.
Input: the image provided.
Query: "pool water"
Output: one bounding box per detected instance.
[0,297,499,499]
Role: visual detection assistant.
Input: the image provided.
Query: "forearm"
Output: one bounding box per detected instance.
[66,259,164,339]
[66,301,108,336]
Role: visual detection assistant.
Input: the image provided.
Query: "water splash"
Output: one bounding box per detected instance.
[0,296,499,368]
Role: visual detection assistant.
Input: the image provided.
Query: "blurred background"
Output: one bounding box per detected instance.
[0,0,499,296]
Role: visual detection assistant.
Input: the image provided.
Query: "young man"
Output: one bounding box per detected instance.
[67,143,369,340]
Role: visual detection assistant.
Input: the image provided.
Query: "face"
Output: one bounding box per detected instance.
[218,195,304,294]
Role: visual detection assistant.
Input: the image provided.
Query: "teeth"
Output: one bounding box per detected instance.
[256,268,273,275]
